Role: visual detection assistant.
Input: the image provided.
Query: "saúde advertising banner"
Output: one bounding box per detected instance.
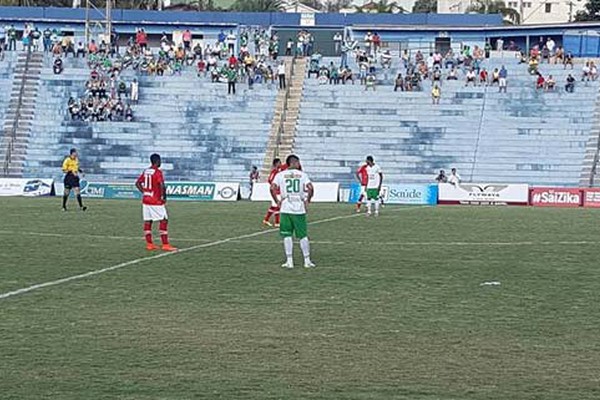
[74,181,239,201]
[530,187,582,207]
[438,183,529,206]
[0,178,53,197]
[347,183,437,205]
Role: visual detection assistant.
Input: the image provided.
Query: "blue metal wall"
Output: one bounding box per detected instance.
[0,6,502,28]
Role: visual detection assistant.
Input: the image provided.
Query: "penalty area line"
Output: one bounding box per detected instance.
[0,207,424,301]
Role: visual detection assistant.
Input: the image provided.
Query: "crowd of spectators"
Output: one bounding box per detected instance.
[68,69,136,122]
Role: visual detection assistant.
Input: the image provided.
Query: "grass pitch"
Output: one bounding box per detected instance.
[1,198,600,399]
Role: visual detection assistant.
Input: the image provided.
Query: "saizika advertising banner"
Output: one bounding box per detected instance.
[530,187,582,207]
[347,183,437,205]
[63,181,239,201]
[0,178,53,197]
[250,182,339,202]
[438,183,529,206]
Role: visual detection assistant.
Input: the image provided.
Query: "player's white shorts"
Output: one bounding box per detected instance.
[142,204,168,221]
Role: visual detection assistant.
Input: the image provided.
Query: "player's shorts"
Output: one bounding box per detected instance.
[279,213,307,239]
[63,173,80,189]
[142,204,168,221]
[366,188,380,200]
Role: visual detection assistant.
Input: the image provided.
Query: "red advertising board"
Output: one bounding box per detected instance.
[530,187,582,207]
[583,188,600,208]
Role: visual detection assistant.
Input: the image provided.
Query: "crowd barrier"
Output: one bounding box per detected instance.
[3,178,600,208]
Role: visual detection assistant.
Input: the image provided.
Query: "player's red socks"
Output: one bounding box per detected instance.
[263,208,274,222]
[275,212,280,225]
[159,220,169,245]
[144,221,153,244]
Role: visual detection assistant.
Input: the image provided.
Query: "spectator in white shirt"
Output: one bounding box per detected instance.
[277,61,286,90]
[448,168,461,186]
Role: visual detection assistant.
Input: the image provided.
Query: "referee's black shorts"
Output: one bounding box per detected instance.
[64,173,80,189]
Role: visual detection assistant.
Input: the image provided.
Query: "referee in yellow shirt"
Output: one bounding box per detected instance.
[62,148,87,211]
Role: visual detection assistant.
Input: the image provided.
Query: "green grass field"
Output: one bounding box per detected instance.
[1,198,600,399]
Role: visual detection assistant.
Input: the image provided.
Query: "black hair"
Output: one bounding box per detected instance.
[150,153,161,165]
[272,158,281,166]
[70,148,77,155]
[366,155,374,162]
[286,154,299,165]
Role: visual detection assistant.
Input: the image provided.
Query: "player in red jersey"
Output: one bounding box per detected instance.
[263,158,286,227]
[355,163,368,212]
[135,153,177,251]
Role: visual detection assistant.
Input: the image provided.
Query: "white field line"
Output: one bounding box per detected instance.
[0,207,423,301]
[0,205,427,243]
[227,239,600,246]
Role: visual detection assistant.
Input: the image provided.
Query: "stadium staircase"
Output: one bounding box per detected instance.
[579,99,600,186]
[0,51,42,177]
[21,56,278,183]
[293,52,599,186]
[261,56,306,179]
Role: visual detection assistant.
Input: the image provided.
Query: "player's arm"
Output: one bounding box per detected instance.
[159,181,167,203]
[270,182,281,206]
[61,158,69,173]
[355,169,361,182]
[378,172,383,191]
[306,182,314,203]
[135,174,144,193]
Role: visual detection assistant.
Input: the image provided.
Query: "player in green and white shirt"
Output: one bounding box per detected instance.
[270,154,315,269]
[365,155,383,217]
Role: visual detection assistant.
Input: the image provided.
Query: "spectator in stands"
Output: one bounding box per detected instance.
[582,62,591,81]
[21,26,30,51]
[435,170,447,183]
[591,62,598,81]
[61,35,74,56]
[0,25,6,51]
[380,50,392,69]
[545,75,556,91]
[136,28,148,50]
[365,73,376,91]
[182,29,192,51]
[447,67,458,80]
[448,168,461,186]
[130,78,139,104]
[528,57,539,75]
[88,39,98,54]
[465,69,476,87]
[479,68,488,86]
[75,41,85,58]
[308,51,321,78]
[277,61,286,90]
[564,51,574,69]
[7,24,16,51]
[226,30,236,54]
[554,46,564,65]
[565,74,575,93]
[226,66,237,95]
[329,62,340,85]
[31,26,41,51]
[432,67,442,86]
[499,65,508,93]
[535,73,545,90]
[340,66,354,84]
[53,57,63,75]
[125,104,133,121]
[394,73,404,91]
[333,32,342,54]
[42,27,52,52]
[489,68,500,86]
[431,84,441,105]
[286,38,293,56]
